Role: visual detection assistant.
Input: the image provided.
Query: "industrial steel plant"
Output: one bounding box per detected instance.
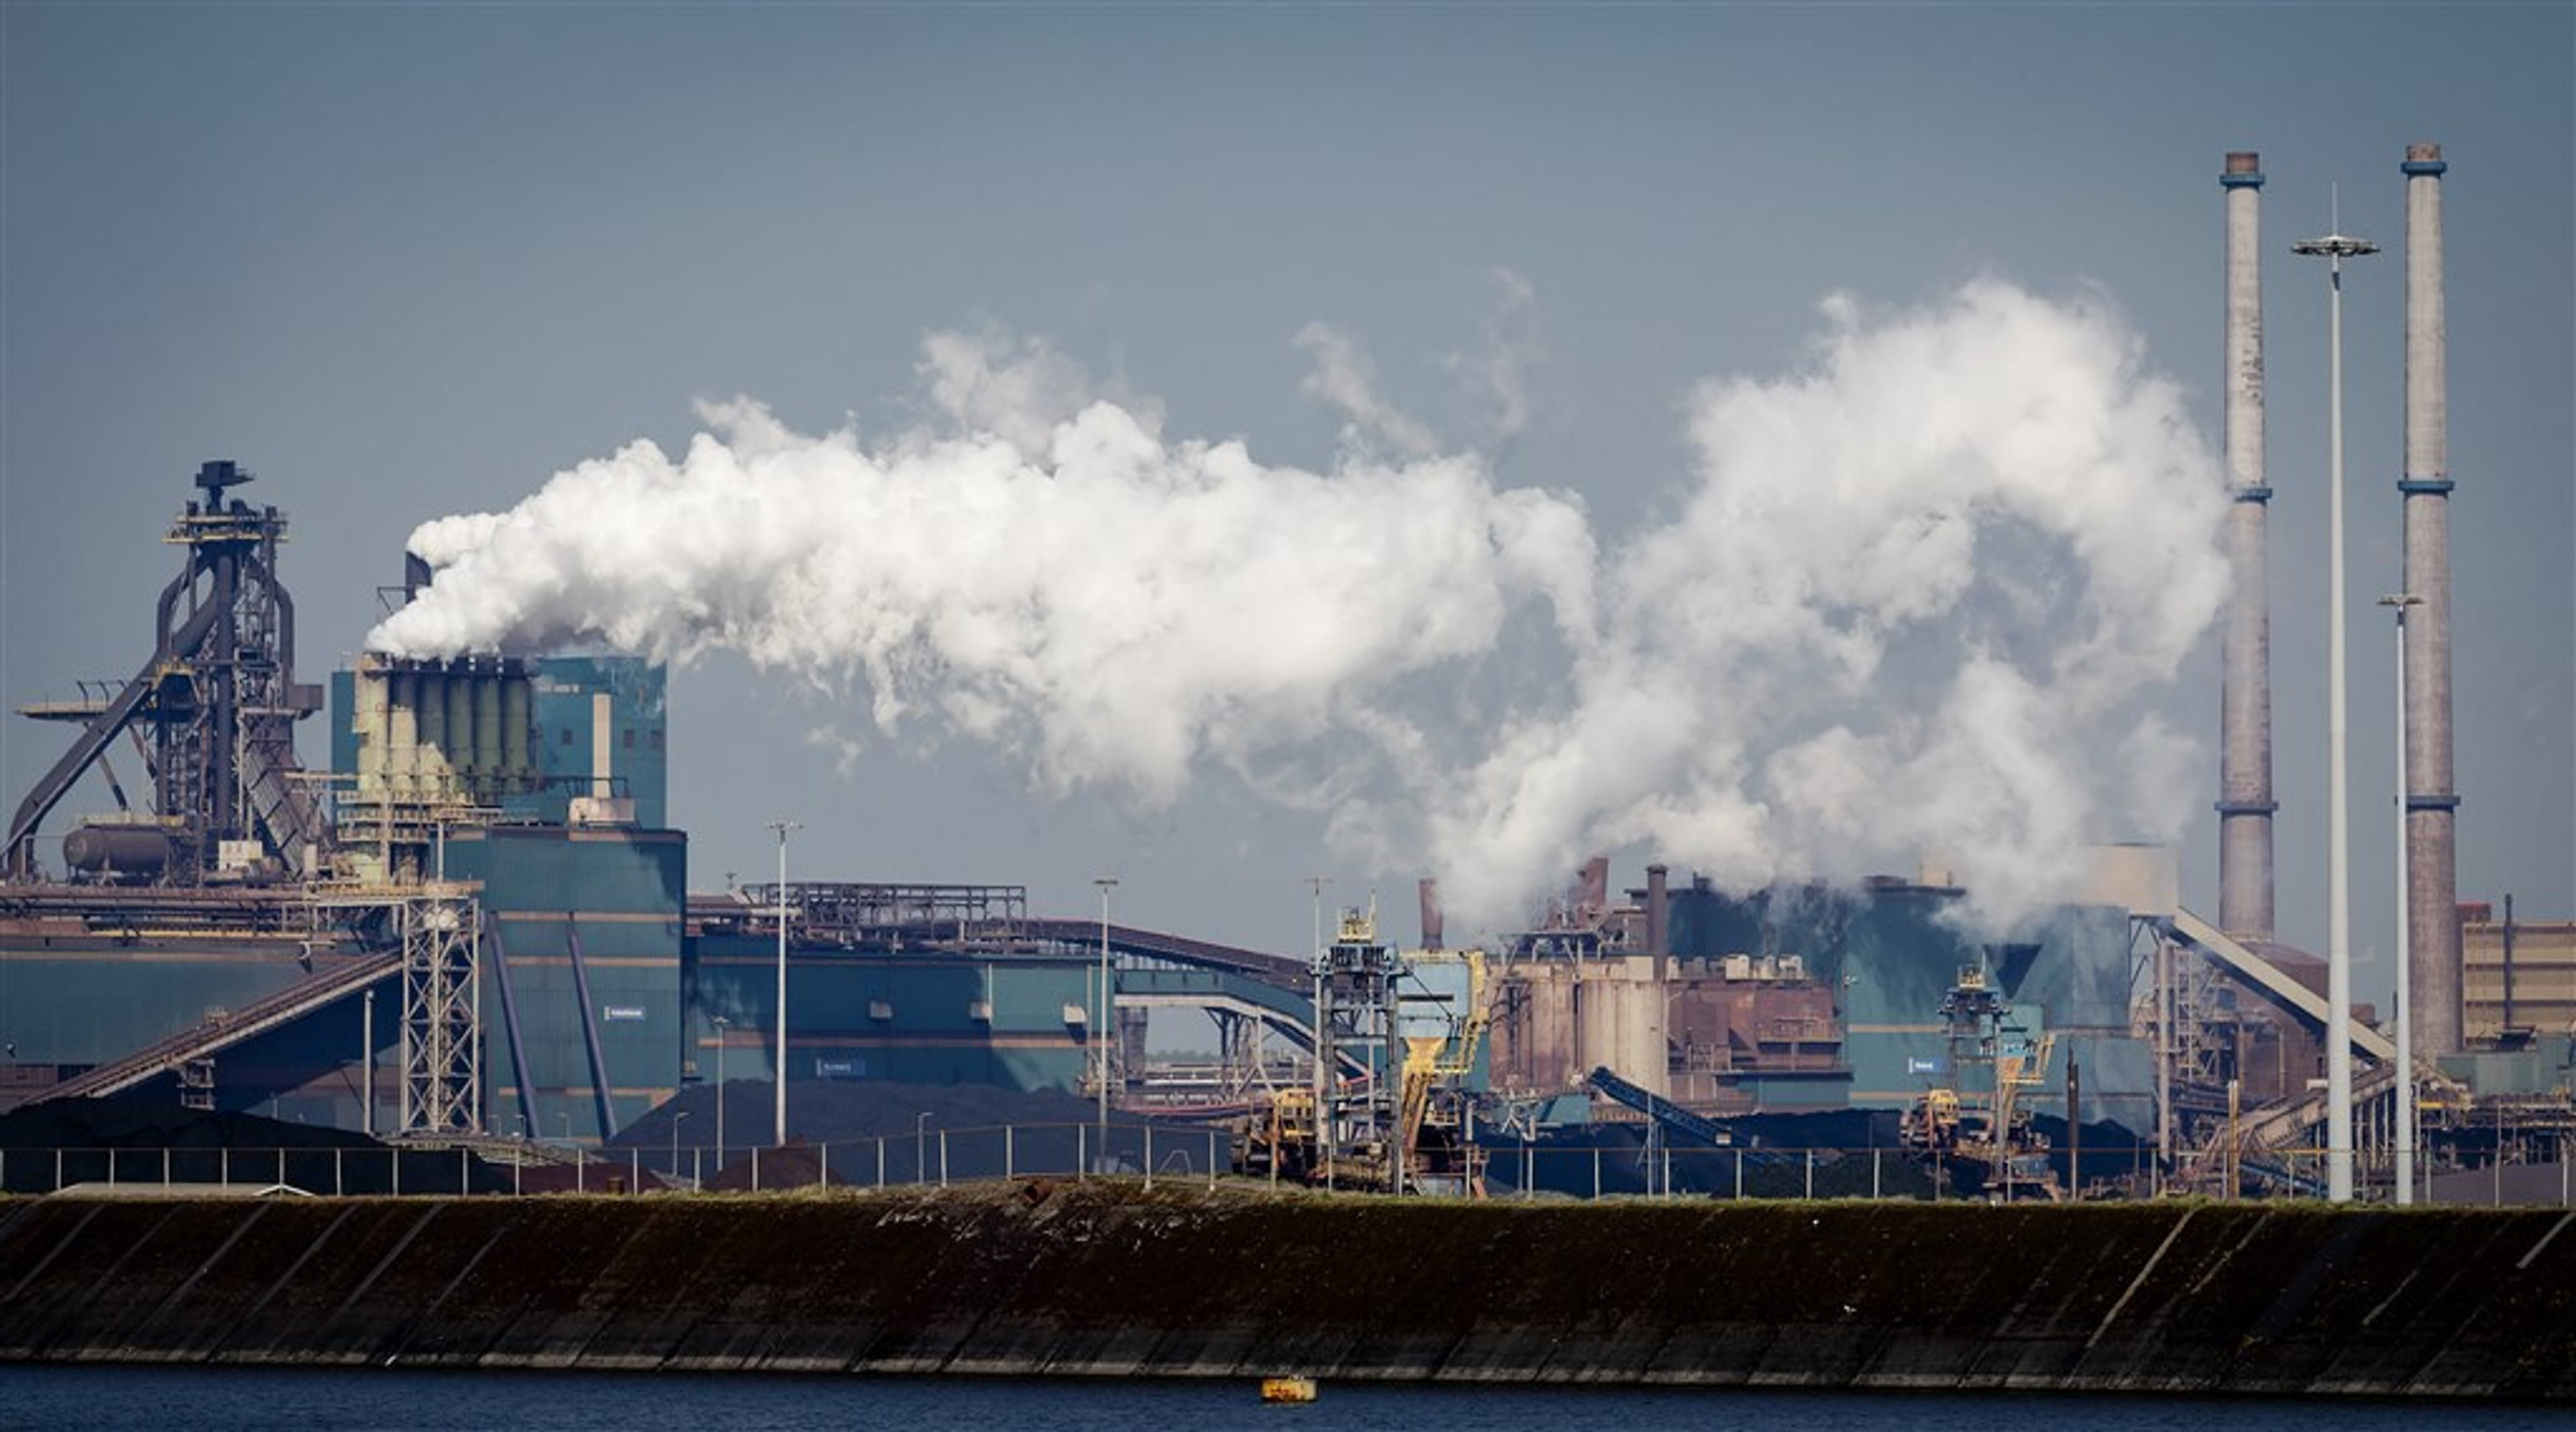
[2,144,2569,1205]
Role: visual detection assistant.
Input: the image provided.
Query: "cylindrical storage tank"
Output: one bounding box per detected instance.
[444,667,477,790]
[415,670,449,797]
[500,673,533,792]
[1526,966,1577,1090]
[1605,971,1667,1097]
[387,670,421,800]
[1576,965,1619,1086]
[64,823,178,880]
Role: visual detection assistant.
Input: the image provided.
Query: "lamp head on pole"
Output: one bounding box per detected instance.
[2292,232,2378,270]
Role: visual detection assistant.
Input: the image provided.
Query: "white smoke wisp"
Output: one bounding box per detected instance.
[1444,265,1542,453]
[374,279,2229,932]
[1408,279,2230,927]
[371,331,1597,809]
[1294,321,1441,458]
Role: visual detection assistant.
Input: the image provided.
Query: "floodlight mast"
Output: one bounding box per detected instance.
[2290,217,2377,1203]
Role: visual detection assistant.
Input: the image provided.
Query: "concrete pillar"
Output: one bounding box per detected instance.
[2217,151,2277,941]
[2401,142,2461,1057]
[387,670,419,800]
[443,669,476,789]
[415,670,448,797]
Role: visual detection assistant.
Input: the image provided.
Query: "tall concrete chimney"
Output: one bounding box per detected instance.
[2217,151,2278,940]
[2401,142,2462,1056]
[1645,862,1670,962]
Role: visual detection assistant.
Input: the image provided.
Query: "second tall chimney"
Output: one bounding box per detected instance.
[2217,150,2278,940]
[2402,142,2462,1057]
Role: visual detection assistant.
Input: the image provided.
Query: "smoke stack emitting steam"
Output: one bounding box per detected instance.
[371,281,2231,929]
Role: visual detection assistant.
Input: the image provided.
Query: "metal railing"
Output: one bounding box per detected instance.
[4,1128,2566,1206]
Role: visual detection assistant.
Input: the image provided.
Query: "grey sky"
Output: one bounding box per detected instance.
[3,4,2569,994]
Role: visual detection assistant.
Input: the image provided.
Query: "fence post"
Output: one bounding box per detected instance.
[336,1147,345,1196]
[1006,1126,1014,1182]
[462,1147,471,1196]
[221,1146,228,1189]
[1525,1143,1534,1200]
[1805,1149,1815,1200]
[820,1141,830,1190]
[1734,1148,1743,1200]
[1872,1149,1880,1200]
[938,1130,949,1188]
[752,1147,760,1193]
[1208,1129,1218,1190]
[1077,1125,1086,1182]
[1144,1126,1154,1191]
[1592,1146,1601,1201]
[877,1137,885,1190]
[394,1147,402,1198]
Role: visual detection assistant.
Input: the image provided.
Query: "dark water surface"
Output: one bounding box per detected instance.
[0,1366,2559,1432]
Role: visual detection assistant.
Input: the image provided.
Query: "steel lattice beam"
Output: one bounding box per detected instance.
[399,889,482,1137]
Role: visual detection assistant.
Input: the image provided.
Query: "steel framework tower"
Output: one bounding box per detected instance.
[398,887,484,1137]
[6,462,323,880]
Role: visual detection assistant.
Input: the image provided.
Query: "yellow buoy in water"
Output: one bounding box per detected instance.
[1259,1375,1318,1404]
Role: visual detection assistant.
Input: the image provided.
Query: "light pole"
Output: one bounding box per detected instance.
[2293,211,2376,1203]
[916,1110,932,1184]
[1305,875,1331,1173]
[2381,592,2422,1204]
[672,1110,690,1187]
[769,819,800,1151]
[361,985,375,1138]
[711,1015,729,1170]
[1093,876,1119,1162]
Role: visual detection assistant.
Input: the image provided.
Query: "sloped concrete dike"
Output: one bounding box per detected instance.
[1,1184,2569,1399]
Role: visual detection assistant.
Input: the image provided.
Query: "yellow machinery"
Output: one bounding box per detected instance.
[1395,946,1489,1196]
[1902,964,2064,1200]
[1235,935,1491,1196]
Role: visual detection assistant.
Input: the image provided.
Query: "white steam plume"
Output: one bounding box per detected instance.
[374,280,2228,931]
[1403,280,2229,925]
[376,331,1595,809]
